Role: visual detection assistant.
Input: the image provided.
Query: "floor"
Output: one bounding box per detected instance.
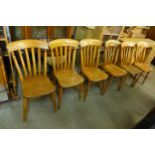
[0,66,155,129]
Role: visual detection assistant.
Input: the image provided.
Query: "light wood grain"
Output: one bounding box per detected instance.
[119,41,142,87]
[134,42,153,84]
[102,40,127,91]
[80,39,108,100]
[49,39,84,107]
[7,40,57,121]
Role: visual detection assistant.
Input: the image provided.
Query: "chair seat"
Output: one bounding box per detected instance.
[103,64,127,77]
[134,62,152,73]
[120,64,141,76]
[83,67,108,82]
[54,70,84,88]
[22,75,56,98]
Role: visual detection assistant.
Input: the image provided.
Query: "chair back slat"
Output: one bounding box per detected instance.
[80,39,102,69]
[18,49,28,77]
[49,39,78,73]
[64,46,67,69]
[25,48,32,76]
[12,53,24,81]
[7,40,49,81]
[104,40,121,65]
[31,48,37,75]
[72,48,76,69]
[37,48,41,74]
[60,46,63,69]
[44,49,47,75]
[68,46,72,69]
[120,42,136,65]
[92,46,97,66]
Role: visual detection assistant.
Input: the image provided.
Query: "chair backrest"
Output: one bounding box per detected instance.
[104,40,121,65]
[80,39,102,69]
[7,40,49,81]
[49,39,78,72]
[120,42,136,65]
[135,42,152,63]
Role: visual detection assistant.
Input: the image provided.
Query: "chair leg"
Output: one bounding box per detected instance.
[22,97,28,122]
[84,80,92,101]
[100,80,107,95]
[105,76,113,91]
[131,72,143,88]
[142,72,150,84]
[58,86,63,109]
[51,92,57,112]
[99,81,103,95]
[79,82,84,100]
[131,74,138,87]
[117,74,128,91]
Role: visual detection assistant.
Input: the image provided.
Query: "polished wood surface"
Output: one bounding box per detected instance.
[80,39,108,100]
[103,40,127,90]
[7,40,57,121]
[134,42,153,84]
[49,39,84,107]
[120,42,142,87]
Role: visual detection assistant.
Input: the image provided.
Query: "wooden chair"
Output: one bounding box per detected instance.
[7,40,57,121]
[120,42,142,87]
[102,40,127,91]
[80,39,108,100]
[49,39,84,108]
[134,42,152,84]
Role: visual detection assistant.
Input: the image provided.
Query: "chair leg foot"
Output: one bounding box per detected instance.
[100,80,107,95]
[142,72,150,84]
[105,76,113,92]
[99,81,103,95]
[131,72,143,88]
[58,86,63,109]
[84,80,91,101]
[131,74,138,88]
[22,97,28,122]
[51,92,57,112]
[79,83,84,100]
[117,74,128,91]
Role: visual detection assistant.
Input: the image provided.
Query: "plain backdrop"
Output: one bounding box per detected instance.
[0,0,155,155]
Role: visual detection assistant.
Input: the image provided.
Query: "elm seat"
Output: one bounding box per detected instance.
[54,70,84,88]
[134,62,152,73]
[22,75,56,98]
[120,65,141,76]
[104,64,127,77]
[83,67,108,82]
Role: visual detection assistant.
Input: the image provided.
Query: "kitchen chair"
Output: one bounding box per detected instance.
[120,42,142,87]
[102,40,127,91]
[134,42,152,84]
[49,39,84,108]
[7,40,57,121]
[80,39,108,101]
